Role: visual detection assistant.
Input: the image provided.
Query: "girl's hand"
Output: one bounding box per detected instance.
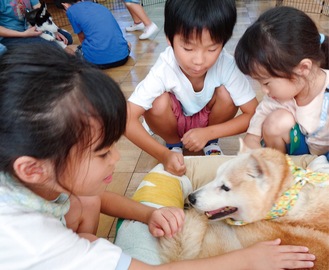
[23,26,42,37]
[148,207,185,238]
[246,238,315,270]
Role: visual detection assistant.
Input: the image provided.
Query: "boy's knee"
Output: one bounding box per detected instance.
[147,92,171,116]
[214,85,233,103]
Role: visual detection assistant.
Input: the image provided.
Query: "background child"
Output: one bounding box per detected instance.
[123,0,158,40]
[235,6,329,161]
[125,0,258,176]
[55,0,131,69]
[0,43,315,270]
[0,0,72,47]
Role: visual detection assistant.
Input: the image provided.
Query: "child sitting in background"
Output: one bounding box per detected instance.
[235,6,329,161]
[125,0,258,176]
[55,0,131,69]
[0,43,315,270]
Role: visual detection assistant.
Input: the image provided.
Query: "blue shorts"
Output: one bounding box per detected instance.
[123,0,140,3]
[286,124,310,155]
[286,124,329,161]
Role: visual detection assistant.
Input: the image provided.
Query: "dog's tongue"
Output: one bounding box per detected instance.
[205,206,238,220]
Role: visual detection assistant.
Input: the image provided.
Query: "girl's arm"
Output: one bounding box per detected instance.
[0,26,41,38]
[243,133,262,149]
[100,191,184,237]
[129,239,315,270]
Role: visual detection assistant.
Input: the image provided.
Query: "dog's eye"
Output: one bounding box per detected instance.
[221,184,230,192]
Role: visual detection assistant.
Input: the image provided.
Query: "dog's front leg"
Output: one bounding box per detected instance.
[40,32,55,42]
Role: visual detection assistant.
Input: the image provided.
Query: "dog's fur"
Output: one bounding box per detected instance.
[159,141,329,270]
[25,2,66,48]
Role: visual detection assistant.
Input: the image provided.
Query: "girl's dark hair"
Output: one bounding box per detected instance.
[235,6,329,79]
[0,44,126,175]
[164,0,236,46]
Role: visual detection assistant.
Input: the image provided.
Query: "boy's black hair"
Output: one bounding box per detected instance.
[54,0,79,9]
[235,6,329,79]
[0,44,126,175]
[164,0,236,46]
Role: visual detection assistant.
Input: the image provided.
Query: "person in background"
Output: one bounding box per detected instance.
[235,6,329,161]
[55,0,131,69]
[123,0,158,40]
[0,0,72,48]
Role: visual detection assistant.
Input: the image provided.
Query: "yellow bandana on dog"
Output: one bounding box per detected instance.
[132,172,184,209]
[226,156,329,226]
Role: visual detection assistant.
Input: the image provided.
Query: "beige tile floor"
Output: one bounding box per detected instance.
[63,0,329,242]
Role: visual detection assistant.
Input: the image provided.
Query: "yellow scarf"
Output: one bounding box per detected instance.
[132,172,184,209]
[226,156,329,226]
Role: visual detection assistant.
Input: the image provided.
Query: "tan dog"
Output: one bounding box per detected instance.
[159,141,329,270]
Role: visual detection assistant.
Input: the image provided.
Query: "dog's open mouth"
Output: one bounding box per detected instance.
[205,206,238,220]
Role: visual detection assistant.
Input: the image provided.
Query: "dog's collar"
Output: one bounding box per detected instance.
[43,30,55,37]
[226,156,329,226]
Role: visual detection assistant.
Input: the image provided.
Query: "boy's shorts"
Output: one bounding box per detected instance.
[123,0,140,3]
[170,93,210,138]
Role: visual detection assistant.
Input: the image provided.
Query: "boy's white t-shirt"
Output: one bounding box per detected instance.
[128,46,256,116]
[247,69,329,156]
[0,173,132,270]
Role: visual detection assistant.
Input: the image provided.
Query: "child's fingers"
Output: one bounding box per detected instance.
[277,245,310,253]
[278,259,314,269]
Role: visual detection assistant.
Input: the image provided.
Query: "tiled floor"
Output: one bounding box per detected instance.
[64,0,329,242]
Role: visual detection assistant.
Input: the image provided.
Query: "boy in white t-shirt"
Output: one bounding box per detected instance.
[126,0,258,176]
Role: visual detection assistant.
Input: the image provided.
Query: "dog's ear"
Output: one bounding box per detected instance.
[247,153,271,191]
[238,138,251,154]
[39,2,47,17]
[25,8,37,25]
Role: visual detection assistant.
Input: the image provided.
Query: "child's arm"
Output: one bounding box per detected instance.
[129,238,314,270]
[100,191,184,237]
[182,97,258,152]
[125,101,186,176]
[243,133,262,149]
[77,32,85,44]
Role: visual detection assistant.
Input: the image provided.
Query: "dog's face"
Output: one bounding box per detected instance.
[26,2,59,33]
[188,140,290,223]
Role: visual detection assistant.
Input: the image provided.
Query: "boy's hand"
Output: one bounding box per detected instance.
[162,150,186,176]
[148,207,185,238]
[182,128,209,152]
[245,239,315,270]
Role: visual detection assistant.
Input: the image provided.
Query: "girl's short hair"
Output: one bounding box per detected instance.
[0,44,126,175]
[164,0,236,46]
[235,6,329,79]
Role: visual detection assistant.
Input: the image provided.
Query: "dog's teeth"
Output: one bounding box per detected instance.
[205,212,212,217]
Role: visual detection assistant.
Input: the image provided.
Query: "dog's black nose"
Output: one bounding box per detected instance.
[188,193,197,205]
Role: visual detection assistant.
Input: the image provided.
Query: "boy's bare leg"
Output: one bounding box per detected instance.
[208,85,238,125]
[144,92,181,144]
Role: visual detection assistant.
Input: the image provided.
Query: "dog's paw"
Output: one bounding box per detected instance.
[40,33,55,41]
